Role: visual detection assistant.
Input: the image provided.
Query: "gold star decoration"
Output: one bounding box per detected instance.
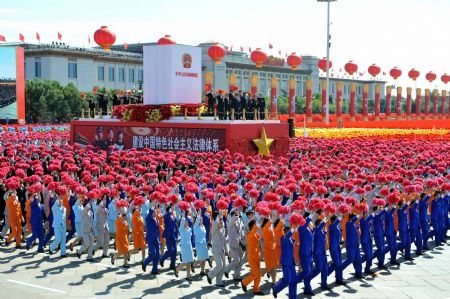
[253,127,274,157]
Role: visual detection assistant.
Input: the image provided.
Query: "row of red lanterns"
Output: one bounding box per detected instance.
[92,27,449,85]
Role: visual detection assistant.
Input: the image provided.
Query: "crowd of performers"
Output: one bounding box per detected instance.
[206,90,267,120]
[0,132,449,298]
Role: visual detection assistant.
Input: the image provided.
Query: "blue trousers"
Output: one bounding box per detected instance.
[49,228,66,256]
[343,246,362,277]
[385,234,397,263]
[312,254,328,287]
[143,241,160,273]
[160,237,177,268]
[361,242,373,272]
[373,236,385,267]
[399,230,411,258]
[26,223,45,251]
[420,221,430,249]
[411,227,422,254]
[273,264,297,299]
[328,250,343,283]
[431,218,442,244]
[44,225,54,245]
[296,254,312,293]
[66,219,76,240]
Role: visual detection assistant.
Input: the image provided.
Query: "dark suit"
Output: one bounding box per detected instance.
[217,95,225,120]
[257,97,265,120]
[207,92,215,114]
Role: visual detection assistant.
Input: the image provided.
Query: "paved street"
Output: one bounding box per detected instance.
[0,241,449,299]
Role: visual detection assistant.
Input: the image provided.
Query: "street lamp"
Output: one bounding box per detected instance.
[317,0,337,125]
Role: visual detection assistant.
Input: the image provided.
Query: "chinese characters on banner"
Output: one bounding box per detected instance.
[132,135,219,152]
[73,124,226,153]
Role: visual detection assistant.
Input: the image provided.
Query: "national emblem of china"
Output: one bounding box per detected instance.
[182,53,192,68]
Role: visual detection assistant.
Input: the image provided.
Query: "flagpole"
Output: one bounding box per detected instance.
[318,0,337,126]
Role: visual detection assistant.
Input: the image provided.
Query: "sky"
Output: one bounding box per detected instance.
[0,0,449,90]
[0,47,16,79]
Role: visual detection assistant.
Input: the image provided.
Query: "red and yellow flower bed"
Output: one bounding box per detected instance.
[111,104,207,122]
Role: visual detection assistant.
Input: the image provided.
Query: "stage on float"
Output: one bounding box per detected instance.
[70,118,289,157]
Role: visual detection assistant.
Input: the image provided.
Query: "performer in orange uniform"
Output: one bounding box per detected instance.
[25,195,33,234]
[274,219,284,266]
[131,206,146,261]
[6,191,23,248]
[241,220,265,296]
[262,217,277,285]
[111,210,130,268]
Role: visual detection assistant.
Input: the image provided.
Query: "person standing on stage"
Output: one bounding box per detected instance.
[240,91,247,120]
[207,91,216,115]
[257,93,265,120]
[217,91,225,120]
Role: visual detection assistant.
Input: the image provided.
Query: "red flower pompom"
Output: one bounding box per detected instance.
[264,192,278,202]
[332,194,344,203]
[184,193,197,203]
[115,199,129,209]
[232,197,247,208]
[289,213,306,227]
[345,197,356,205]
[133,196,146,206]
[194,199,206,210]
[277,205,291,215]
[324,203,337,215]
[216,199,229,211]
[178,201,190,211]
[338,203,351,215]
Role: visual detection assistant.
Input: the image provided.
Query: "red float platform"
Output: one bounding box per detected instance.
[70,118,289,157]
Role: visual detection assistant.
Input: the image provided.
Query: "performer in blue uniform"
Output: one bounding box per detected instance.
[311,218,329,288]
[26,194,45,252]
[397,200,413,261]
[272,225,297,299]
[160,205,178,271]
[328,215,346,284]
[408,199,422,255]
[360,210,375,274]
[418,193,431,250]
[384,206,399,265]
[373,206,387,269]
[342,213,363,278]
[296,213,314,296]
[142,208,160,274]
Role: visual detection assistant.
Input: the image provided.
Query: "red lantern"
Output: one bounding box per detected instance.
[389,67,402,80]
[287,53,302,70]
[344,61,358,76]
[368,64,381,77]
[207,43,226,64]
[318,57,332,72]
[425,71,436,83]
[250,48,267,68]
[94,26,116,51]
[157,35,176,45]
[408,68,420,81]
[440,73,449,84]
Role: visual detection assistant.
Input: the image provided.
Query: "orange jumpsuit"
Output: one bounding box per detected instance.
[25,198,32,233]
[274,220,284,265]
[63,194,70,226]
[115,216,129,255]
[342,215,349,241]
[262,222,277,270]
[156,211,165,245]
[132,210,146,250]
[242,225,261,293]
[7,196,23,246]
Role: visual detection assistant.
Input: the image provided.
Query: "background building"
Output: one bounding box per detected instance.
[3,42,386,100]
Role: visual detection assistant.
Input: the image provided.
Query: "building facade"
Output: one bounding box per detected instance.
[7,42,386,99]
